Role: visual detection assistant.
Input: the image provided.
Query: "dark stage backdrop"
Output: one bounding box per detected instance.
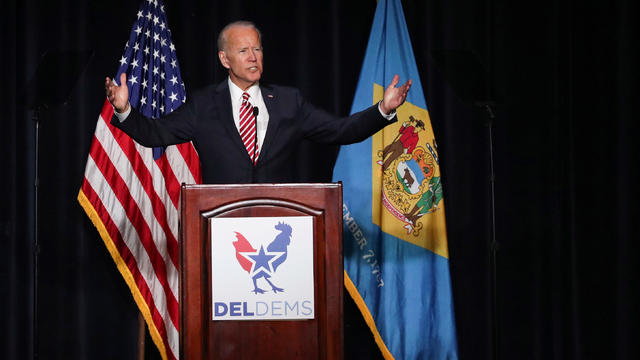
[2,0,639,359]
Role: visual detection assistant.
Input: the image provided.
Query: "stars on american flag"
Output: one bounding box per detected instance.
[116,0,186,119]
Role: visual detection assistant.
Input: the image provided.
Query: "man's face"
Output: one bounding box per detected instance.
[218,26,263,90]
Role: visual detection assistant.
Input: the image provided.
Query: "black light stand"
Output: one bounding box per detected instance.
[430,49,501,360]
[477,100,500,360]
[33,107,40,360]
[22,50,92,360]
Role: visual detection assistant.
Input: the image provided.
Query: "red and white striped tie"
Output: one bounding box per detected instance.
[239,92,258,164]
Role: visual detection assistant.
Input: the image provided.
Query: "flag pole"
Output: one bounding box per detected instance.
[137,312,146,360]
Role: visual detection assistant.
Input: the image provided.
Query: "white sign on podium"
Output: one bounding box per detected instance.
[210,216,315,320]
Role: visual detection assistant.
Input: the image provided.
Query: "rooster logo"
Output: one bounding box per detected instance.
[232,222,293,294]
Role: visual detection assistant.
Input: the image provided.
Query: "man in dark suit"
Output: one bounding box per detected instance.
[105,21,411,184]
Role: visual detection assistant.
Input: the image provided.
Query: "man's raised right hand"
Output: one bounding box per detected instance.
[105,73,130,113]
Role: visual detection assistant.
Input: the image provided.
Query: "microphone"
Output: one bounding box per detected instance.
[253,107,259,164]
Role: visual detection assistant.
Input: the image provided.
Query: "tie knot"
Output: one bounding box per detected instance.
[242,92,250,101]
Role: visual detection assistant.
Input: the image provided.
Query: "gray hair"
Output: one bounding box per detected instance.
[217,21,262,52]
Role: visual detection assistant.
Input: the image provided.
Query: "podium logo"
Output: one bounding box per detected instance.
[232,222,293,294]
[211,216,315,320]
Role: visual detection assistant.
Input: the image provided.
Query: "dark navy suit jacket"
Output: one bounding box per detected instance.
[112,80,395,184]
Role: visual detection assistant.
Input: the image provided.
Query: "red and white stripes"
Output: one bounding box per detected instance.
[78,99,201,360]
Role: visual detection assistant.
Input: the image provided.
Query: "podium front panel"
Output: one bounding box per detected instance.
[180,184,343,360]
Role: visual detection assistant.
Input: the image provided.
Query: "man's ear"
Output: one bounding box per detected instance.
[218,51,230,69]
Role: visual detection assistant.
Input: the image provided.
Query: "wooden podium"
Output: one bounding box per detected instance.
[179,183,343,359]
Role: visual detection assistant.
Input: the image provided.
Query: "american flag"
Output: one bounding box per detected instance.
[78,1,200,359]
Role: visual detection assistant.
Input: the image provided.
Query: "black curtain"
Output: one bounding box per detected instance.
[2,0,638,359]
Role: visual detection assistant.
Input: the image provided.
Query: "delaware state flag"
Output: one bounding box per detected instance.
[333,0,458,358]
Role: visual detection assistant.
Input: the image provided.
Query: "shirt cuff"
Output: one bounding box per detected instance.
[378,101,396,121]
[113,103,132,122]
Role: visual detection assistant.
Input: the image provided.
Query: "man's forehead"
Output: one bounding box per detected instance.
[226,26,260,41]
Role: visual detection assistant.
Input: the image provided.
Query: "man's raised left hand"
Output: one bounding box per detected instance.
[380,74,412,115]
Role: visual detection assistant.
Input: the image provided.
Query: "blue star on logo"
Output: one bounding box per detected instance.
[248,246,277,273]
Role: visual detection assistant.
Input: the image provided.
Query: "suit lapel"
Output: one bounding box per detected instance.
[214,80,254,163]
[260,84,281,165]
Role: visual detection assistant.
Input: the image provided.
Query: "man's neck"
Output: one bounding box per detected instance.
[229,77,257,91]
[228,77,260,101]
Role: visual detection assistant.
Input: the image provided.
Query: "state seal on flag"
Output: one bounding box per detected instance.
[376,113,443,236]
